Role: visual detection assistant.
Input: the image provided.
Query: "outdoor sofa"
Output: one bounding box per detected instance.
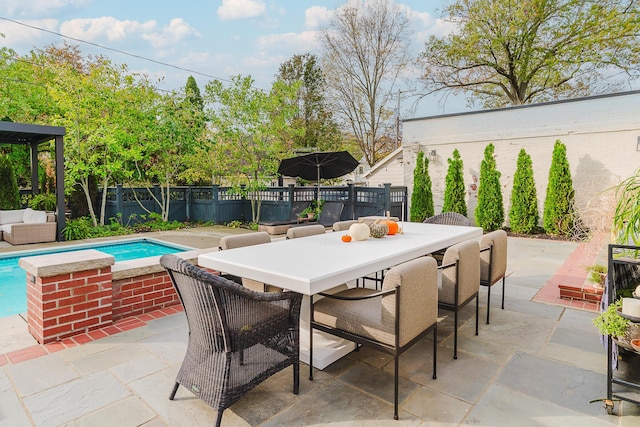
[0,208,57,245]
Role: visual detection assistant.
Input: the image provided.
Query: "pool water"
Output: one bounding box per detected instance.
[0,239,190,318]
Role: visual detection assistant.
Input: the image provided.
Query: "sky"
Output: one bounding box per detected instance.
[0,0,468,118]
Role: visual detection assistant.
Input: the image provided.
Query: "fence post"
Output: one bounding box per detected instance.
[288,184,295,204]
[211,185,219,223]
[383,183,391,215]
[186,186,191,221]
[347,184,355,219]
[116,184,123,220]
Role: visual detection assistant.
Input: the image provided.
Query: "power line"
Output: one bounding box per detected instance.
[0,16,233,84]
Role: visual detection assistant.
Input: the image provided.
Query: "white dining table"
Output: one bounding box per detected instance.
[198,221,482,368]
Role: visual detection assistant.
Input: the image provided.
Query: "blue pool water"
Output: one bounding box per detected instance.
[0,239,190,318]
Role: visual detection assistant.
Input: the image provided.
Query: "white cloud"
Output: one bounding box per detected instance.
[304,6,333,29]
[142,18,200,49]
[217,0,267,21]
[60,17,156,43]
[0,18,59,49]
[256,31,319,53]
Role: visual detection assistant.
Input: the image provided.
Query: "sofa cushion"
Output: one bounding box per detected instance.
[1,224,13,233]
[23,208,47,224]
[0,209,26,225]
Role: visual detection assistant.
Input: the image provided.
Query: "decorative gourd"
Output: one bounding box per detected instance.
[369,220,388,238]
[348,222,370,241]
[385,220,399,235]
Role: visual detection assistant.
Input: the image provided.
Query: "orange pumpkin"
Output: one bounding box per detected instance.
[385,220,399,235]
[341,234,352,242]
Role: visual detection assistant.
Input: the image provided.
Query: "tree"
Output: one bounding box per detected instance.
[320,0,411,166]
[0,154,21,209]
[420,0,640,108]
[509,149,539,234]
[204,75,300,223]
[443,149,467,216]
[410,151,434,222]
[543,140,575,235]
[276,53,342,151]
[475,143,504,231]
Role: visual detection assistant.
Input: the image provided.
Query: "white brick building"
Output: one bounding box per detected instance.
[398,91,640,228]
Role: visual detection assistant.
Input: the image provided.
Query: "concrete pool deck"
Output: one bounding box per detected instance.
[1,226,639,425]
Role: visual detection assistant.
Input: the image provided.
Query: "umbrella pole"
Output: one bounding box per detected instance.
[317,164,321,204]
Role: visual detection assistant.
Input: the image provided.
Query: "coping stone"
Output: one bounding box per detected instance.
[18,249,115,277]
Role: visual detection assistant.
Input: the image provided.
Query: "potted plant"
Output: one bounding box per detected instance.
[612,168,640,246]
[593,299,634,345]
[587,264,608,289]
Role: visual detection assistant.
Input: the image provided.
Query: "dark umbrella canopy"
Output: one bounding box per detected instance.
[277,151,359,183]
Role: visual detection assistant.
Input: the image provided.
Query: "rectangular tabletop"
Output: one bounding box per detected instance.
[198,222,482,295]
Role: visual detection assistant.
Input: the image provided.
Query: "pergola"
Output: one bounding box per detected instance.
[0,121,65,240]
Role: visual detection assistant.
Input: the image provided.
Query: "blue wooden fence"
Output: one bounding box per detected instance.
[98,184,407,224]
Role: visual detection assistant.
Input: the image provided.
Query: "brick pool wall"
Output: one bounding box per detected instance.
[111,271,179,321]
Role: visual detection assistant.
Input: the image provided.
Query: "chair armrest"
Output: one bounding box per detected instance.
[317,287,396,300]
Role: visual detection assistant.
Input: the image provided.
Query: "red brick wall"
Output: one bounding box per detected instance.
[111,271,179,321]
[26,268,113,344]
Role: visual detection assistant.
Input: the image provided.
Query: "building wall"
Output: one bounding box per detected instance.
[401,91,640,228]
[365,149,405,187]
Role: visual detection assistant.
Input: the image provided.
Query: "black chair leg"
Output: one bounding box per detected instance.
[432,325,437,379]
[501,277,505,309]
[453,310,458,359]
[294,361,300,394]
[215,410,224,427]
[486,285,491,324]
[475,296,479,336]
[394,355,399,420]
[169,382,179,400]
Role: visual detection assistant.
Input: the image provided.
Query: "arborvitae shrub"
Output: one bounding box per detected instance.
[509,148,539,233]
[543,140,575,235]
[443,149,467,216]
[0,154,21,209]
[475,143,504,231]
[410,151,434,222]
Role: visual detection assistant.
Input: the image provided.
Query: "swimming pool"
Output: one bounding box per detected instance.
[0,238,191,318]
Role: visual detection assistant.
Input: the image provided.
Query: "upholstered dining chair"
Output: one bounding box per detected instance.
[310,257,439,420]
[218,231,280,292]
[332,219,358,232]
[480,230,508,324]
[286,224,326,239]
[438,239,480,359]
[160,254,302,427]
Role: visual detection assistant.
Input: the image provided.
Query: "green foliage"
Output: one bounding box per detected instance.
[442,149,467,216]
[543,140,575,235]
[593,299,629,338]
[509,149,539,233]
[62,217,93,241]
[410,151,434,222]
[586,264,607,285]
[475,143,504,231]
[28,193,57,211]
[0,154,21,209]
[611,168,640,245]
[276,53,342,151]
[421,0,640,108]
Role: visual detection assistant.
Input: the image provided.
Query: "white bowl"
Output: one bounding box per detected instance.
[622,297,640,318]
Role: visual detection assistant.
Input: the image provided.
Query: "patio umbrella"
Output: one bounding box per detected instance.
[277,151,359,184]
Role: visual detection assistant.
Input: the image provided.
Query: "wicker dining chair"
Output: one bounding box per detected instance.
[480,230,508,324]
[160,254,302,427]
[310,257,439,420]
[423,212,472,226]
[218,231,281,292]
[437,239,480,359]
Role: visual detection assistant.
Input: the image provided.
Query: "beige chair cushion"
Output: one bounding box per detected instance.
[439,239,480,305]
[480,230,507,286]
[286,224,326,239]
[332,220,358,232]
[314,257,438,347]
